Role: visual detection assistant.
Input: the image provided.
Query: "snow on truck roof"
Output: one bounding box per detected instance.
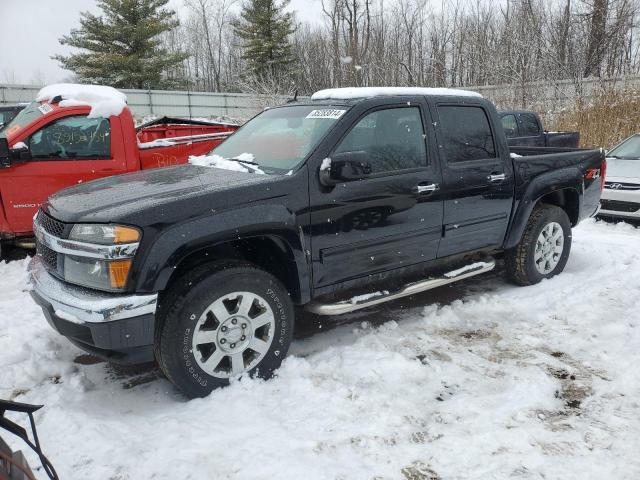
[311,87,482,101]
[36,83,128,119]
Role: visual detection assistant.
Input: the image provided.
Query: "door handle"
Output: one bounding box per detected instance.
[488,173,506,183]
[414,183,439,194]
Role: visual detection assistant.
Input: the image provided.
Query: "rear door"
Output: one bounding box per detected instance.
[433,103,514,257]
[0,114,128,235]
[309,99,444,288]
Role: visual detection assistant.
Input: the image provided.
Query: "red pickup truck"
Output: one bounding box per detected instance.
[0,85,237,257]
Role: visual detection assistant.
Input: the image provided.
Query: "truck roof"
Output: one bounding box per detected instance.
[311,87,482,101]
[36,83,127,119]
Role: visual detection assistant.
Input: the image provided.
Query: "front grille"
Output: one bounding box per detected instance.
[37,242,59,272]
[600,199,640,213]
[604,182,640,191]
[36,210,67,238]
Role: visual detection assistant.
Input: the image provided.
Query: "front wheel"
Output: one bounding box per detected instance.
[156,263,294,398]
[505,204,572,286]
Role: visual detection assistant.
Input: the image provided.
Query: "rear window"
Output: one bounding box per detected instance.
[437,106,496,162]
[519,113,541,136]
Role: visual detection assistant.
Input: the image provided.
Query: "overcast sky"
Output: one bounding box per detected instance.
[0,0,323,85]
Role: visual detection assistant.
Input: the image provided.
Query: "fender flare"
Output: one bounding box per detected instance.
[133,204,311,302]
[504,168,582,250]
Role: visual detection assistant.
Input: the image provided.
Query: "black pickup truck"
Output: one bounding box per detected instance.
[28,87,605,398]
[500,110,580,148]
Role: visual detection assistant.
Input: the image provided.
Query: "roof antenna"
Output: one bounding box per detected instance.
[287,89,299,103]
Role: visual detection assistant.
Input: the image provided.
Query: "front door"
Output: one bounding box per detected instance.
[0,115,127,234]
[309,101,444,288]
[433,104,515,258]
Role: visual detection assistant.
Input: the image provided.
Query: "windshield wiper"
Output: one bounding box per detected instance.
[226,157,264,173]
[229,156,259,166]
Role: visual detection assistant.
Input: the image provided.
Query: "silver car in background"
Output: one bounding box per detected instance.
[600,134,640,220]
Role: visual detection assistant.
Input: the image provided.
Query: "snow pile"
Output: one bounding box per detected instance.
[312,87,482,100]
[138,138,176,149]
[320,157,332,171]
[36,84,127,119]
[1,220,640,478]
[188,153,265,174]
[444,261,493,278]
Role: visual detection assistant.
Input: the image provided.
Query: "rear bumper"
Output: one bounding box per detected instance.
[28,256,157,365]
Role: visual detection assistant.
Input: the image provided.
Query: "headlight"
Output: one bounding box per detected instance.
[64,256,133,291]
[63,224,140,291]
[69,224,140,244]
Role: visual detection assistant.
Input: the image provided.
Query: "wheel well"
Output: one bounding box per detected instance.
[165,236,302,303]
[538,189,579,225]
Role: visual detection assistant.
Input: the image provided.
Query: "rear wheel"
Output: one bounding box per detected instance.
[505,204,572,286]
[156,263,294,398]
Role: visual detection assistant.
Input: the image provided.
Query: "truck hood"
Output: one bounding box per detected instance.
[44,164,286,225]
[605,158,640,180]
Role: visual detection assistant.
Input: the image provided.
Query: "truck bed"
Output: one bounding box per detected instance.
[510,145,605,224]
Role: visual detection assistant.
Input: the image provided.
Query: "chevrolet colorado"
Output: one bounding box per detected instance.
[28,87,606,398]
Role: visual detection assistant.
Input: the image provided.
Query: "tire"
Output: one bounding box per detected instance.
[155,262,294,398]
[505,204,572,286]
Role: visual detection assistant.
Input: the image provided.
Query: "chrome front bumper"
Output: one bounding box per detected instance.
[28,255,157,324]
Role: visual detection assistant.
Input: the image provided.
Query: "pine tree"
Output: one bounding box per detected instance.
[233,0,296,78]
[54,0,188,89]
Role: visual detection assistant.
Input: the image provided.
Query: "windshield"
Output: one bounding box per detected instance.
[209,105,347,173]
[0,102,44,139]
[608,135,640,160]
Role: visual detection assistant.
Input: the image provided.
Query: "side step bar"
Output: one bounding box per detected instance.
[306,260,496,316]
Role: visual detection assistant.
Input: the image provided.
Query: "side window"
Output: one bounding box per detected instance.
[29,116,111,160]
[501,114,518,138]
[437,106,496,162]
[335,107,427,174]
[519,113,541,136]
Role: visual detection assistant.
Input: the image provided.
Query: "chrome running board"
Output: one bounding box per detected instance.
[306,260,495,316]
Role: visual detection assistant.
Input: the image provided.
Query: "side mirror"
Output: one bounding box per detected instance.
[0,139,31,168]
[319,151,372,186]
[11,141,31,161]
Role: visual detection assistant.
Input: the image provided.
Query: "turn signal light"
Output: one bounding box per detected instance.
[109,259,133,289]
[114,226,141,244]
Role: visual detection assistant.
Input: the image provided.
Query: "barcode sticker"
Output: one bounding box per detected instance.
[306,109,346,120]
[38,104,53,114]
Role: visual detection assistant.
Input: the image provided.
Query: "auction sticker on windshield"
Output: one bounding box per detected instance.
[306,109,346,120]
[38,104,53,115]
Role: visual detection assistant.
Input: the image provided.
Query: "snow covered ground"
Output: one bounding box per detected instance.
[1,219,639,479]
